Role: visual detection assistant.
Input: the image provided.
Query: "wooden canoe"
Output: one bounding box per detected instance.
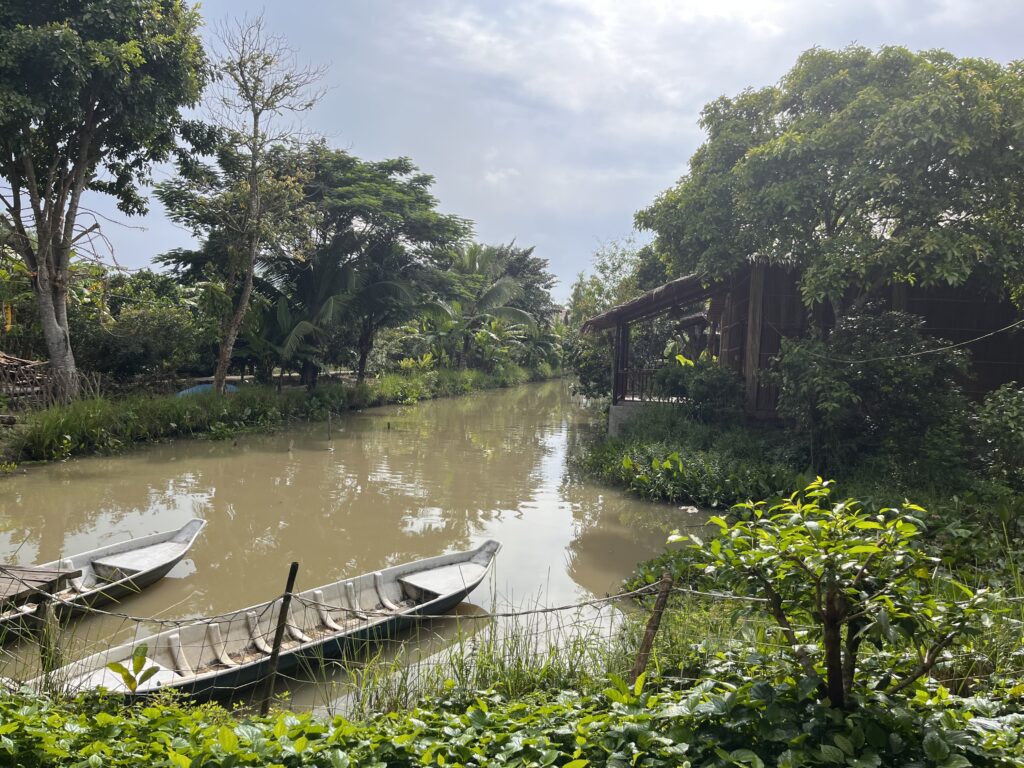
[35,539,500,699]
[1,519,206,640]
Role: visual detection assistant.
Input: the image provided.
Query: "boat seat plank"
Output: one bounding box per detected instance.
[92,542,184,581]
[0,566,82,605]
[399,563,487,596]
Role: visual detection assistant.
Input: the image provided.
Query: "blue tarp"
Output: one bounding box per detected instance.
[176,383,238,397]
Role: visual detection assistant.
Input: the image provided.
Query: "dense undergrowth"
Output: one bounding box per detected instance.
[3,679,1023,768]
[582,402,1024,577]
[1,365,545,465]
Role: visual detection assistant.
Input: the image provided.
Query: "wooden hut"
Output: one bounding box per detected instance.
[582,264,1024,418]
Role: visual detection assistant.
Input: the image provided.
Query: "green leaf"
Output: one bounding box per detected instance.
[923,732,950,762]
[218,726,239,753]
[730,748,765,768]
[131,644,148,676]
[833,734,854,756]
[819,744,845,763]
[136,666,160,687]
[939,756,971,768]
[564,761,589,768]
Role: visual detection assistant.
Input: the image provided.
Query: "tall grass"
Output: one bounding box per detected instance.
[304,595,747,721]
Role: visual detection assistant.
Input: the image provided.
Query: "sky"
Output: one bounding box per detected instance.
[82,0,1024,302]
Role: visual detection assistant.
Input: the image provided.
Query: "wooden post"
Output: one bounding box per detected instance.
[621,323,630,400]
[39,599,62,686]
[629,572,673,686]
[611,323,621,405]
[744,263,765,413]
[259,561,299,716]
[327,411,332,441]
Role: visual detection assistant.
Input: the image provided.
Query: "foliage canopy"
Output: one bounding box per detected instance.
[637,46,1024,309]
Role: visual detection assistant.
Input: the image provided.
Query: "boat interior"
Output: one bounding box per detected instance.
[60,543,497,694]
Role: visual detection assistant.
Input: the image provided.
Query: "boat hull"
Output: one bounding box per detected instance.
[174,586,472,699]
[1,520,206,642]
[32,540,500,701]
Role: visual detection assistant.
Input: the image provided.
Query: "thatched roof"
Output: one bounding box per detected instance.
[580,274,717,333]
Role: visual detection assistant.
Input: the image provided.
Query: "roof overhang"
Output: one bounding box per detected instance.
[580,274,718,334]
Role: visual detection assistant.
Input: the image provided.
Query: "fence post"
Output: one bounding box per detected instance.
[629,571,673,686]
[39,599,62,688]
[259,561,300,716]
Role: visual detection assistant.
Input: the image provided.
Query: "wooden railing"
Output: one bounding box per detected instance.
[614,367,664,403]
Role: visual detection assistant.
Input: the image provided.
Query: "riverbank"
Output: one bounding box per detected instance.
[1,366,550,466]
[4,581,1023,766]
[3,680,1020,767]
[580,402,1024,579]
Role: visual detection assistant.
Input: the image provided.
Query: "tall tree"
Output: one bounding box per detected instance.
[0,0,207,398]
[301,144,470,382]
[637,46,1024,311]
[158,15,323,393]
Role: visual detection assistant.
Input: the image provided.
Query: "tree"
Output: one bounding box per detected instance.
[0,0,207,398]
[158,15,323,393]
[300,145,469,382]
[637,47,1024,312]
[675,480,988,710]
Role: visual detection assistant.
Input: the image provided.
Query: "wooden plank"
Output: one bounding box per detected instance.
[0,565,82,605]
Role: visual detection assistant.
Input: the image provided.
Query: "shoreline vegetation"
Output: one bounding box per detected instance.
[1,365,555,467]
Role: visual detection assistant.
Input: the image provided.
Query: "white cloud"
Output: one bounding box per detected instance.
[85,0,1024,300]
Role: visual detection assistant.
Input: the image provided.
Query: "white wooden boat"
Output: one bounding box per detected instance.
[1,519,206,640]
[35,539,500,699]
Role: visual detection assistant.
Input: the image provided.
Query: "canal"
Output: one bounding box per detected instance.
[0,381,703,706]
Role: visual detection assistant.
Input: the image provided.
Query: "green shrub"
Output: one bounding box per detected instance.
[975,383,1024,491]
[581,403,802,508]
[770,309,970,482]
[655,354,744,422]
[672,479,991,710]
[585,438,792,508]
[564,328,611,398]
[0,680,1020,768]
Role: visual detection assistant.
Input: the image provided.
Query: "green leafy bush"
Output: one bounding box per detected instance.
[0,680,1021,768]
[580,404,800,508]
[564,329,611,398]
[672,479,990,710]
[974,383,1024,491]
[770,309,970,482]
[655,354,744,422]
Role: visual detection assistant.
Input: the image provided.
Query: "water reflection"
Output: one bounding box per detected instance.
[0,383,704,682]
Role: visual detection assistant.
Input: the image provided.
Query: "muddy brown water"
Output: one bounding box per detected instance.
[0,381,705,707]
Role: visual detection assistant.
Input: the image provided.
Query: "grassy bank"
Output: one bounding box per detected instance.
[3,592,1024,767]
[1,365,548,465]
[580,403,1024,576]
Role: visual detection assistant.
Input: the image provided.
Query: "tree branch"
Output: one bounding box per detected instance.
[750,567,818,679]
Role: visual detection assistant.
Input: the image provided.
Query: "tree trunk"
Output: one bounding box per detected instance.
[34,259,79,402]
[300,360,318,389]
[843,617,865,697]
[823,586,846,709]
[212,264,255,395]
[356,317,374,384]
